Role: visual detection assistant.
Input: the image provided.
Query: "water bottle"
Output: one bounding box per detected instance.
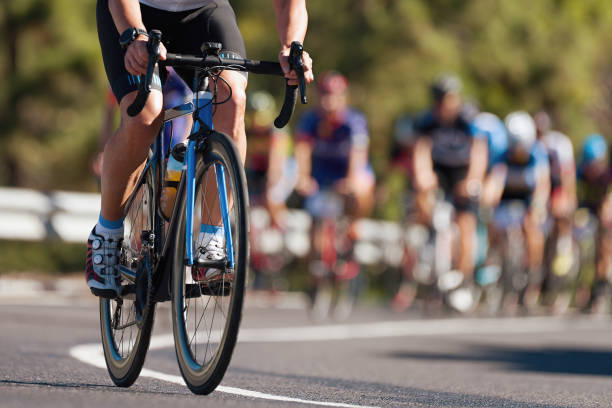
[161,142,187,219]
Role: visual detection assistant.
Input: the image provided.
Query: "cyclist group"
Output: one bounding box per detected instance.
[389,75,612,314]
[244,71,612,315]
[90,0,612,316]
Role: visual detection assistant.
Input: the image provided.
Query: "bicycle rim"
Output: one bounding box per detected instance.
[100,164,156,387]
[172,132,248,394]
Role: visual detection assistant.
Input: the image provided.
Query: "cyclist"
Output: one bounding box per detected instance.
[533,111,577,306]
[490,111,550,309]
[87,0,313,298]
[412,74,488,303]
[576,134,612,311]
[294,71,375,218]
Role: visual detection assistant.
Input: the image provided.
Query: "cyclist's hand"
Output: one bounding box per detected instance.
[278,47,314,86]
[296,176,318,196]
[125,36,167,76]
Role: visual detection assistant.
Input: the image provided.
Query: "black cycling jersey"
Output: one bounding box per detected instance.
[415,108,481,168]
[96,0,246,103]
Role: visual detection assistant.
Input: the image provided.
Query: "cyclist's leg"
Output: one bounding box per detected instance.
[97,0,165,222]
[450,167,477,278]
[91,0,164,296]
[101,92,163,221]
[456,209,476,278]
[524,208,545,274]
[522,206,546,307]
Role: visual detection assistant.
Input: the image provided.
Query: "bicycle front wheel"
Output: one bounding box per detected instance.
[172,131,249,394]
[100,164,156,387]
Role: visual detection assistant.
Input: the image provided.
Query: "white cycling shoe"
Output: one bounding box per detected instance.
[86,228,122,298]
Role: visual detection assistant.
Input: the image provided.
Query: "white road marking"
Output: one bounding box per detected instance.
[70,315,609,407]
[70,342,378,408]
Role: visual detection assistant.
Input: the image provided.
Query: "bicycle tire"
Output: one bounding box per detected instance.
[100,165,156,387]
[172,131,249,395]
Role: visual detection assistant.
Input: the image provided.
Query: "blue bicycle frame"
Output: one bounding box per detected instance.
[170,88,235,269]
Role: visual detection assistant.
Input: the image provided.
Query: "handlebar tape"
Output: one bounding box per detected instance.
[274,84,298,129]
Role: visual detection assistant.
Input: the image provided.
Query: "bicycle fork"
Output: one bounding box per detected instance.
[184,90,235,269]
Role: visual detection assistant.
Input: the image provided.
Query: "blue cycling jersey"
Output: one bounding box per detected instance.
[296,108,369,189]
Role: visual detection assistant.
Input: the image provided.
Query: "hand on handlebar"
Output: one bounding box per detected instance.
[124,37,167,76]
[278,46,313,86]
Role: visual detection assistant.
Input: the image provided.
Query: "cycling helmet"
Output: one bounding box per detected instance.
[504,111,536,151]
[317,71,348,94]
[581,133,607,165]
[431,74,462,101]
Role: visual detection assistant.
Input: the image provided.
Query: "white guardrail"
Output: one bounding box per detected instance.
[0,187,407,266]
[0,187,100,243]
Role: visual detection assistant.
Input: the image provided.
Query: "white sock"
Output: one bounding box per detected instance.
[95,223,124,241]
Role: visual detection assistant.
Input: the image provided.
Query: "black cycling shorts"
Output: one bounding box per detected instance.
[433,163,478,214]
[96,0,247,103]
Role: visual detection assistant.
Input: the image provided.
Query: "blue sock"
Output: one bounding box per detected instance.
[199,224,224,245]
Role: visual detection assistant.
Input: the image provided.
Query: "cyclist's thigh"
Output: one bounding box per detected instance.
[96,0,162,104]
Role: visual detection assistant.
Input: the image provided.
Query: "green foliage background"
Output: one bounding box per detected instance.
[2,0,612,205]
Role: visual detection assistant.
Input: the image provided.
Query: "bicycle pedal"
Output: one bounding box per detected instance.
[200,281,232,296]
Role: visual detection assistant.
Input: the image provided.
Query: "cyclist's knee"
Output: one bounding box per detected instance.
[120,90,163,134]
[219,72,247,116]
[228,82,247,116]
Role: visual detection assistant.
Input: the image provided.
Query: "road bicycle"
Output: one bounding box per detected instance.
[305,190,363,321]
[98,30,307,394]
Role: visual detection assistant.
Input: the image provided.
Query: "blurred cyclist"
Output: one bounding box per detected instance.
[491,111,550,309]
[535,111,577,217]
[533,112,577,306]
[245,91,293,227]
[412,74,488,299]
[294,71,375,218]
[576,134,612,312]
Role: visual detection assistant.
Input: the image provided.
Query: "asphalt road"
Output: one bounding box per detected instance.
[2,287,612,408]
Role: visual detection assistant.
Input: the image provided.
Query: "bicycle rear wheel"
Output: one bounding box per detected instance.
[100,164,156,387]
[172,131,249,394]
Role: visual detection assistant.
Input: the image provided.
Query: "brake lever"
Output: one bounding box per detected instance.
[144,30,162,92]
[288,41,307,104]
[127,30,162,117]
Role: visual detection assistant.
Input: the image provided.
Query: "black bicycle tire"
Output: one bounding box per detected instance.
[172,131,249,395]
[99,165,156,387]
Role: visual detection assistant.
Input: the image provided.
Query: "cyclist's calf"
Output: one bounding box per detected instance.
[213,71,247,161]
